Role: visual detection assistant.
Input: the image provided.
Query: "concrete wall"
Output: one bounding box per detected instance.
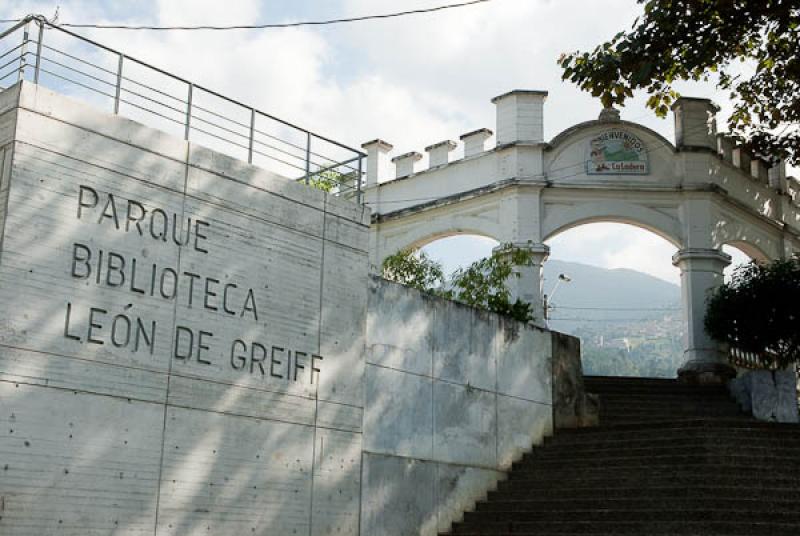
[0,82,561,536]
[361,277,554,535]
[0,82,370,536]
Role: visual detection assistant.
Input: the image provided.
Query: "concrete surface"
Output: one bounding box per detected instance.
[362,277,556,534]
[0,82,567,536]
[0,82,369,536]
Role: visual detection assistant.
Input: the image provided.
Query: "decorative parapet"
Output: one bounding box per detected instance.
[732,146,752,173]
[424,140,457,168]
[361,139,394,187]
[716,134,735,163]
[491,89,548,145]
[460,128,493,158]
[391,151,422,178]
[769,160,788,193]
[672,97,719,151]
[750,158,769,184]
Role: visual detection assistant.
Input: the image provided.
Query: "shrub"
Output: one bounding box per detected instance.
[382,245,535,323]
[705,258,800,369]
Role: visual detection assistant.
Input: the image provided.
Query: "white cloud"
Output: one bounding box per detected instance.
[547,223,680,284]
[0,0,776,283]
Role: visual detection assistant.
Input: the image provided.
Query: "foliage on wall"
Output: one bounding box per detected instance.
[381,246,535,323]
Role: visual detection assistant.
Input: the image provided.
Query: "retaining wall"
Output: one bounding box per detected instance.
[0,82,569,536]
[361,277,555,535]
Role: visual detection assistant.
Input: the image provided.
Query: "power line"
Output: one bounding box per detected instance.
[549,317,680,322]
[553,306,680,311]
[53,1,492,30]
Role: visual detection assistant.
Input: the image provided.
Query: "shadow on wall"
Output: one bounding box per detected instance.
[0,82,589,536]
[360,276,589,535]
[0,82,368,536]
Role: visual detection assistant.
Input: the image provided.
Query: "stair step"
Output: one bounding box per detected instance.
[498,472,800,491]
[510,453,800,472]
[474,497,799,513]
[559,417,799,434]
[448,520,800,535]
[460,508,800,524]
[518,444,800,463]
[487,485,800,501]
[438,375,800,536]
[541,434,800,453]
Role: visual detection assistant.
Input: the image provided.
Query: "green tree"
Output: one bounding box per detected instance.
[559,1,800,164]
[307,170,341,193]
[381,245,535,323]
[705,258,800,369]
[381,249,446,293]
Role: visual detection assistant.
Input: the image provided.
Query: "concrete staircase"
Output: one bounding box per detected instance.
[445,375,800,535]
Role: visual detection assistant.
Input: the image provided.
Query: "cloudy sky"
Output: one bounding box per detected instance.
[1,0,761,283]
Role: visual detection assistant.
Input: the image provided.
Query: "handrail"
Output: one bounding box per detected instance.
[729,347,780,370]
[0,14,365,200]
[728,347,800,408]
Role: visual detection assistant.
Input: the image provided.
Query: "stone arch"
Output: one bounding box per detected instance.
[710,216,782,261]
[542,200,683,247]
[722,240,771,263]
[375,213,504,266]
[546,119,676,164]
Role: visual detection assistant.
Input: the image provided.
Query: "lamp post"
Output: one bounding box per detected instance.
[544,273,571,324]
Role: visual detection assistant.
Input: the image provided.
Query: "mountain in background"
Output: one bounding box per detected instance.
[543,260,683,378]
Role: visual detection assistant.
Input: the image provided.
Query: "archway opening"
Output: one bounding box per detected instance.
[411,229,763,380]
[722,243,763,282]
[544,222,682,378]
[419,234,499,276]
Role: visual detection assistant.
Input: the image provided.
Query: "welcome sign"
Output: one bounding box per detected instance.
[588,130,649,175]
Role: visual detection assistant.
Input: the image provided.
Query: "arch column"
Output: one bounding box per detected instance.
[493,242,549,326]
[672,248,735,384]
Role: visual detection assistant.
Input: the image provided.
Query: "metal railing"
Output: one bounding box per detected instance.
[728,347,780,371]
[729,347,800,406]
[0,15,365,202]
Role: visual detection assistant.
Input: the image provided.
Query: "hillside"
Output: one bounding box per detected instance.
[543,260,683,378]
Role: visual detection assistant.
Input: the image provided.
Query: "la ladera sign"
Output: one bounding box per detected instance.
[587,130,649,175]
[61,185,323,385]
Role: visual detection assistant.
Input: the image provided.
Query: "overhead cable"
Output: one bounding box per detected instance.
[50,1,492,30]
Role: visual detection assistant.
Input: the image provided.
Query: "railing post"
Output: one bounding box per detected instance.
[114,54,123,114]
[33,20,43,84]
[357,156,363,205]
[304,132,311,184]
[185,82,193,141]
[248,108,255,164]
[18,21,30,82]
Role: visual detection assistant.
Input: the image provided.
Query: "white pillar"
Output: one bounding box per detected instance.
[460,128,492,158]
[361,139,393,187]
[424,140,456,168]
[671,97,719,151]
[392,151,422,178]
[769,160,788,193]
[716,134,734,163]
[672,248,735,384]
[732,146,751,173]
[750,158,769,184]
[491,90,547,146]
[493,242,549,326]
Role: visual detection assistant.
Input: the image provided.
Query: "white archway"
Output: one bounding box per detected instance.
[543,222,682,378]
[363,89,800,382]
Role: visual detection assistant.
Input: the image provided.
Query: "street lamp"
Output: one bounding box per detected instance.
[544,273,571,323]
